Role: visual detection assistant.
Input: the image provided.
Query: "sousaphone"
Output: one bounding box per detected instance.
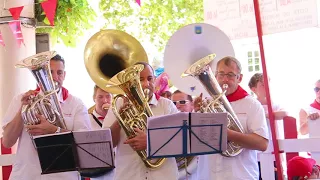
[83,29,148,177]
[163,23,244,179]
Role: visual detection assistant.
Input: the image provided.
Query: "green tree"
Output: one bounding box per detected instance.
[100,0,204,53]
[36,0,96,47]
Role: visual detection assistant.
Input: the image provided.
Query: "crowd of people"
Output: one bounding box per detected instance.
[2,54,320,180]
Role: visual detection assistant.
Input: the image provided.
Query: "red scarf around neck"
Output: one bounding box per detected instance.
[155,93,160,100]
[310,100,320,110]
[97,116,104,120]
[226,86,249,102]
[35,86,69,101]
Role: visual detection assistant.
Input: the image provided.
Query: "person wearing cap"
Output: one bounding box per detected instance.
[287,156,320,180]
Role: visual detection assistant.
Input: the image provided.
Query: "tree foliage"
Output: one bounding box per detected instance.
[100,0,204,53]
[36,0,96,47]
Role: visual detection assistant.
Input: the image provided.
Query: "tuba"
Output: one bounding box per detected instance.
[84,30,166,169]
[15,51,67,130]
[164,23,245,157]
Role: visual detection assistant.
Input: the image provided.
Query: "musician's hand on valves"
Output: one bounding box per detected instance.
[25,114,58,136]
[193,93,203,112]
[21,90,37,105]
[124,128,147,151]
[308,112,320,120]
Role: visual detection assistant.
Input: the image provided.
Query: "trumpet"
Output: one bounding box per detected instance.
[102,103,111,110]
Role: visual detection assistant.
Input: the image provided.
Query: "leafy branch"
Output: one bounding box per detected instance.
[100,0,204,53]
[36,0,96,47]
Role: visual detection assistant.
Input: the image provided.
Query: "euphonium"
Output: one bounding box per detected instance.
[183,54,245,157]
[163,23,245,157]
[107,64,166,169]
[15,51,67,130]
[84,30,165,169]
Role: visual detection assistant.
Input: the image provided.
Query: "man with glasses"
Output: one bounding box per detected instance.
[172,90,197,180]
[171,90,194,112]
[299,79,320,135]
[196,56,269,180]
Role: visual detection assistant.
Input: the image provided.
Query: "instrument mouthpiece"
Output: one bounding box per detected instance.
[222,84,228,90]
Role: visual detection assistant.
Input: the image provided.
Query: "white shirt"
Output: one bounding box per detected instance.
[89,110,104,130]
[89,110,115,180]
[102,94,180,180]
[197,95,269,180]
[1,90,91,180]
[260,103,284,153]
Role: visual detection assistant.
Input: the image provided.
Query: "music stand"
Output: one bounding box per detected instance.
[33,129,115,175]
[147,112,228,158]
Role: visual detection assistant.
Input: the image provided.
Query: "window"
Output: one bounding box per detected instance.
[247,50,261,72]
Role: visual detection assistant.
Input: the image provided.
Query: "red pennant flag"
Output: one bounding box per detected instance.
[9,21,24,47]
[41,0,57,26]
[9,6,24,20]
[0,31,5,46]
[136,0,141,6]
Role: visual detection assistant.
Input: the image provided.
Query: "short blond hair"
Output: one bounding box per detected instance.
[216,56,242,73]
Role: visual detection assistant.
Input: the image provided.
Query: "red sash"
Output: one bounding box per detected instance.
[155,93,160,100]
[310,100,320,110]
[97,116,104,120]
[35,86,69,101]
[226,86,249,102]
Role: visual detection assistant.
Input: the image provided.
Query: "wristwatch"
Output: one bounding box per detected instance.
[55,126,61,133]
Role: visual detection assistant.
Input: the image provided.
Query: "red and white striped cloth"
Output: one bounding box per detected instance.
[0,138,12,180]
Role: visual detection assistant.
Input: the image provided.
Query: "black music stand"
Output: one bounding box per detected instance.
[33,129,115,175]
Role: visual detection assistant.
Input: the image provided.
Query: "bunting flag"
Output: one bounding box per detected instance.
[41,0,57,26]
[8,6,24,20]
[0,31,5,46]
[136,0,141,6]
[8,21,24,47]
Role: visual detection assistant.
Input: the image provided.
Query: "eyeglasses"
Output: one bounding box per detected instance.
[216,72,239,79]
[314,87,320,93]
[173,100,190,105]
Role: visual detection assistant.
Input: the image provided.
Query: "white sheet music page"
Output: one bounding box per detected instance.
[190,112,228,154]
[147,112,189,157]
[72,129,114,168]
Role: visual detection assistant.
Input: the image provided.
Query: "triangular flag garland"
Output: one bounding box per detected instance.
[41,0,57,26]
[8,21,24,47]
[2,0,59,46]
[136,0,141,6]
[8,6,24,20]
[0,31,5,47]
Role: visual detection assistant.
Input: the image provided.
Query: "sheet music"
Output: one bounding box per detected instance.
[190,113,228,154]
[147,113,189,157]
[32,131,71,139]
[147,112,228,158]
[73,129,114,168]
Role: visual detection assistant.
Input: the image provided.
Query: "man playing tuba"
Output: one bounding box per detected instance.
[102,62,180,180]
[1,54,92,180]
[195,56,269,180]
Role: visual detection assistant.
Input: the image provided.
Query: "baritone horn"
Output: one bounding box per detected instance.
[15,51,67,130]
[84,30,166,169]
[163,23,245,158]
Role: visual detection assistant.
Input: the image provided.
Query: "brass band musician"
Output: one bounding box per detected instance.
[89,85,112,129]
[196,57,269,180]
[1,54,91,180]
[102,62,180,180]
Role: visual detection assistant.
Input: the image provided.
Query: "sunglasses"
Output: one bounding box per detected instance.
[173,100,190,105]
[314,87,320,93]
